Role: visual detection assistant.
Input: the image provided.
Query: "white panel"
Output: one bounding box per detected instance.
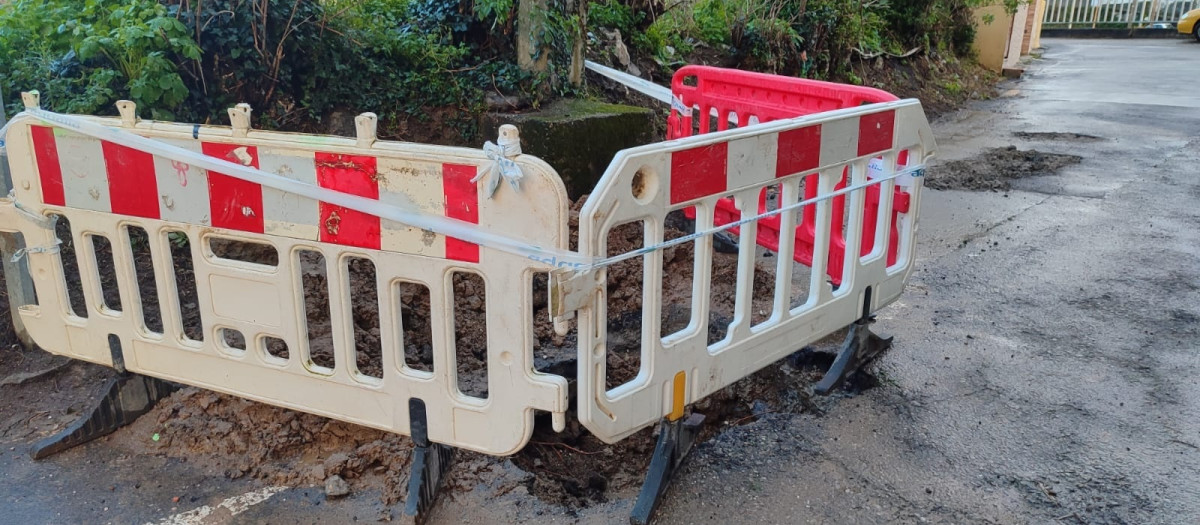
[376,158,446,257]
[209,274,282,327]
[726,132,778,190]
[153,139,210,225]
[818,116,860,167]
[259,148,319,241]
[55,129,111,213]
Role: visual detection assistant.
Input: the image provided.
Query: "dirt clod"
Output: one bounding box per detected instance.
[927,146,1082,191]
[1012,131,1105,142]
[325,475,351,498]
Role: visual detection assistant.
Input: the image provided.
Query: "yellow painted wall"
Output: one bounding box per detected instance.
[972,5,1013,73]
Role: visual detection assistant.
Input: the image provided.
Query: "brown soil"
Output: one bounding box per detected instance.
[141,388,416,504]
[926,146,1083,191]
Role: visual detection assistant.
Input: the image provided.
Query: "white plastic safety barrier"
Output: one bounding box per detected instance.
[572,99,935,443]
[0,86,934,457]
[0,93,571,456]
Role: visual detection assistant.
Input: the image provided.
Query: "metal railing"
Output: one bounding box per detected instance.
[1042,0,1199,28]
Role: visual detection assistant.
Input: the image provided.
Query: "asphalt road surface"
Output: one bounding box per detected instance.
[1,38,1197,524]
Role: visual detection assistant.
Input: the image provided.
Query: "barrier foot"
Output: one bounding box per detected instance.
[401,399,454,525]
[30,373,178,459]
[630,413,705,525]
[813,315,893,395]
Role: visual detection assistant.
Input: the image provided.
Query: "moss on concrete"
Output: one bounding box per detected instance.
[481,99,658,199]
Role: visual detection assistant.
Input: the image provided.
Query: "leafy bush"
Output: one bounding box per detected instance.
[589,0,644,36]
[596,0,981,79]
[1,0,200,118]
[2,0,544,142]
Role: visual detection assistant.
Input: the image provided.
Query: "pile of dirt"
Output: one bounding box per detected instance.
[141,388,416,504]
[926,146,1083,191]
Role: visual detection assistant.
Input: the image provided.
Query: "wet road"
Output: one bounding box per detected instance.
[2,38,1198,524]
[653,38,1200,525]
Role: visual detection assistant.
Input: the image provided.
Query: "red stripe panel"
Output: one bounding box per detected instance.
[670,143,728,204]
[442,163,479,263]
[29,126,65,206]
[102,141,160,219]
[202,143,264,233]
[316,153,381,250]
[857,110,896,157]
[775,125,822,177]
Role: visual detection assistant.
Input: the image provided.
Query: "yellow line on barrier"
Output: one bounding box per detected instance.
[669,371,686,421]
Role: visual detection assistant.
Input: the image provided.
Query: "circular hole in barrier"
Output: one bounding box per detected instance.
[499,351,514,366]
[630,166,659,204]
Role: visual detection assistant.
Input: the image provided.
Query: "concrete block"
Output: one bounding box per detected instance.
[482,99,657,199]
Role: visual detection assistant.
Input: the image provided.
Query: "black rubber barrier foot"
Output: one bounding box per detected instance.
[30,373,178,459]
[402,398,454,525]
[630,413,706,525]
[813,316,893,395]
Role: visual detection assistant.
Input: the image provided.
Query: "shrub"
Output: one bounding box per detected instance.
[0,0,200,118]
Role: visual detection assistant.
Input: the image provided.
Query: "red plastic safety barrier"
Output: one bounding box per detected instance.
[670,66,911,285]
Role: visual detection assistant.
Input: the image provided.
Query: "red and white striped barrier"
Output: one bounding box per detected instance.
[0,95,572,456]
[574,98,935,443]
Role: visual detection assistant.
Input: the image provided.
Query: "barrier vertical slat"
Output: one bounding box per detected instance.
[840,162,869,286]
[186,231,216,353]
[276,247,309,375]
[772,179,800,323]
[70,224,103,319]
[376,273,399,380]
[108,222,143,343]
[728,189,759,342]
[150,227,184,343]
[430,272,457,400]
[805,169,838,307]
[692,203,717,341]
[326,250,353,381]
[642,219,663,365]
[875,167,897,269]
